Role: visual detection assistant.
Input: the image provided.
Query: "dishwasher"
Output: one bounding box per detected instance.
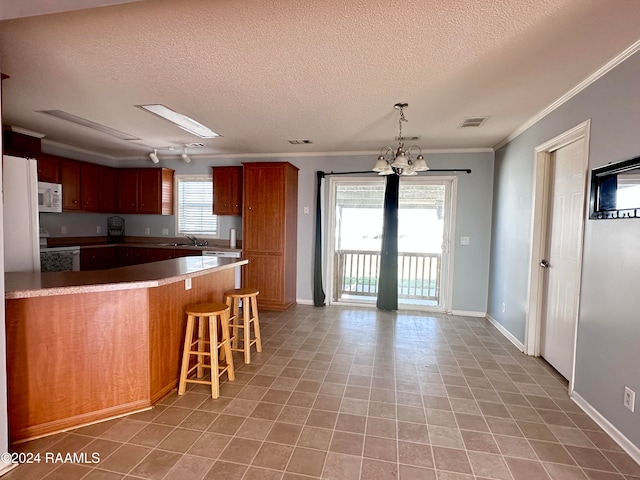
[202,250,241,288]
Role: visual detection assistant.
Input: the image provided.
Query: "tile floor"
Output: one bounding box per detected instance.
[4,304,640,480]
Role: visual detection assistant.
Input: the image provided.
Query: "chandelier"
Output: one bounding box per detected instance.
[372,102,429,176]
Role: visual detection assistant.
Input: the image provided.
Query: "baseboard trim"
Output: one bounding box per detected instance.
[571,391,640,465]
[450,310,486,318]
[0,463,17,478]
[296,299,314,306]
[485,314,525,352]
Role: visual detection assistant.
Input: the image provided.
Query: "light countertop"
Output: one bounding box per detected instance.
[5,256,248,299]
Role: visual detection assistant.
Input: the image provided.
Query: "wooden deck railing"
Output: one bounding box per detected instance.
[333,250,441,302]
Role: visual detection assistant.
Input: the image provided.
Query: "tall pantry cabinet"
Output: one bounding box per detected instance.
[242,162,298,311]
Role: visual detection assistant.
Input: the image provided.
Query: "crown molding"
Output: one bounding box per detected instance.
[494,38,640,151]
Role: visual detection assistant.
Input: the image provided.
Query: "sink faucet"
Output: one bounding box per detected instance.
[184,234,208,246]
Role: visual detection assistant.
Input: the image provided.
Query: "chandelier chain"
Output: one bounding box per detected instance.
[398,106,407,140]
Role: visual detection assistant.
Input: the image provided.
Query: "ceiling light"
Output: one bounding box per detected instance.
[137,104,219,138]
[181,149,192,163]
[373,103,429,176]
[149,149,159,163]
[38,110,139,140]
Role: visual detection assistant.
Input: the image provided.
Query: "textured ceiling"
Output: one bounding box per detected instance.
[1,0,640,161]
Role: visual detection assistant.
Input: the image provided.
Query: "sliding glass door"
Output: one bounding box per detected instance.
[328,176,454,310]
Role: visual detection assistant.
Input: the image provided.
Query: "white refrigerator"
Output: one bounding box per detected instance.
[2,155,41,272]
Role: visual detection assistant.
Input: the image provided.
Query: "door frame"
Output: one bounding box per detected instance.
[325,175,456,312]
[525,119,590,393]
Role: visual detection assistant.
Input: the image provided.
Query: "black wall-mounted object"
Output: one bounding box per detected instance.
[590,156,640,219]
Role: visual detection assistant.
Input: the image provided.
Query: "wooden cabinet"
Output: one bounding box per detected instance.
[80,162,99,211]
[2,129,41,157]
[118,169,138,213]
[242,162,298,310]
[60,159,81,211]
[212,166,242,216]
[98,165,118,213]
[117,246,149,267]
[118,168,174,215]
[148,248,176,262]
[173,248,202,258]
[36,154,60,183]
[139,168,174,215]
[80,246,116,271]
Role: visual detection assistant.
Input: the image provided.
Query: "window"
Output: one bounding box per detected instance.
[175,175,218,236]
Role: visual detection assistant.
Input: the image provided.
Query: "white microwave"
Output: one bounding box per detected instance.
[38,182,62,213]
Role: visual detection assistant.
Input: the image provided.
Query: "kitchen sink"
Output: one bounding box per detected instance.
[156,243,207,247]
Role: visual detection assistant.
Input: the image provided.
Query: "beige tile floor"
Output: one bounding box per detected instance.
[4,304,640,480]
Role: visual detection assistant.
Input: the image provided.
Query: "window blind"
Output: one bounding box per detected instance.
[176,177,217,235]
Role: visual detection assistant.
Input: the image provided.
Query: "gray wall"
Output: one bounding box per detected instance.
[488,50,640,447]
[42,151,495,312]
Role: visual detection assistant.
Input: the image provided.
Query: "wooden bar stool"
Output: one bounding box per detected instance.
[178,302,234,399]
[224,288,262,364]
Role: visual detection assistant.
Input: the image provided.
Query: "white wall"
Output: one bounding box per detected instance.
[488,50,640,449]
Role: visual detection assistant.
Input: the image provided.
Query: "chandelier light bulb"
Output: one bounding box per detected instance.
[372,103,429,176]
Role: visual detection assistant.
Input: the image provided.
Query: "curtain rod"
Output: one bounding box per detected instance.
[319,168,471,177]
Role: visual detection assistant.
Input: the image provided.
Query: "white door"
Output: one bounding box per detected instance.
[540,138,586,379]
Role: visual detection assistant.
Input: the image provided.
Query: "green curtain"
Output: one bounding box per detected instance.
[376,174,399,310]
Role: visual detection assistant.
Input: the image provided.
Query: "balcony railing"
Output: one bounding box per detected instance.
[333,250,441,303]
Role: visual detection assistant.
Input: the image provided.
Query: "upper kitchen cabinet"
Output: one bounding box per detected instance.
[36,154,60,183]
[2,129,41,157]
[60,159,81,211]
[118,168,174,215]
[212,166,242,216]
[139,168,174,215]
[80,162,99,211]
[98,166,118,213]
[118,168,138,213]
[242,162,298,310]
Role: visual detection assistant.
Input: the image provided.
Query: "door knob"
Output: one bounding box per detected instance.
[540,259,550,268]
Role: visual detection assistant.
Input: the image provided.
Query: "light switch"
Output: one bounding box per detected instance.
[460,236,470,246]
[162,228,169,236]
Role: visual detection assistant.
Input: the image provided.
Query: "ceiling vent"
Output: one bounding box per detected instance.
[288,139,313,144]
[459,116,489,128]
[395,136,420,141]
[184,142,207,148]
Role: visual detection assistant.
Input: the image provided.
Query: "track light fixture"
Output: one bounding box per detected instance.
[149,149,159,164]
[181,149,192,163]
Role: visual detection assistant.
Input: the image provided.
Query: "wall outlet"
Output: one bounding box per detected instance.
[303,206,310,214]
[162,228,169,236]
[501,302,506,313]
[185,278,192,290]
[624,387,635,412]
[144,227,150,235]
[460,236,470,245]
[61,226,67,234]
[96,226,102,234]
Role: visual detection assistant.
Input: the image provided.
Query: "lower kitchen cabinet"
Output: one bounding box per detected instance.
[80,246,117,271]
[243,254,289,310]
[173,248,202,258]
[148,248,176,262]
[117,246,149,267]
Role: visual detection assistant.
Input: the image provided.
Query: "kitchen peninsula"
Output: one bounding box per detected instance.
[4,256,247,442]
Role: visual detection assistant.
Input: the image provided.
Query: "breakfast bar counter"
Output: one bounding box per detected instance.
[4,256,248,442]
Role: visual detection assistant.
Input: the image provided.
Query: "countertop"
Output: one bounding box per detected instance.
[5,256,248,299]
[44,236,242,253]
